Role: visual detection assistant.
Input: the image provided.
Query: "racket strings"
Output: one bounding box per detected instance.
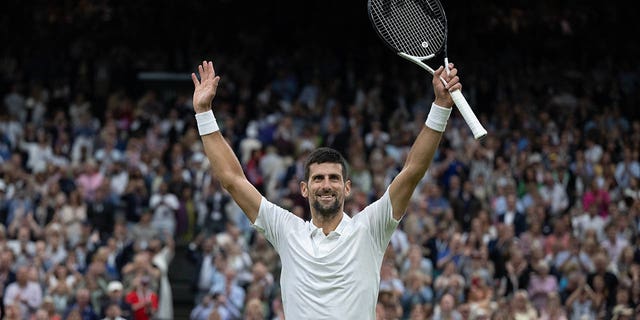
[369,0,446,57]
[373,3,419,55]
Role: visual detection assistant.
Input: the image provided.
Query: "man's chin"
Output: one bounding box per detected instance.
[312,201,341,218]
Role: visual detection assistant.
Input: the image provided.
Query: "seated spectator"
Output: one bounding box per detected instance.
[121,252,160,293]
[467,273,493,311]
[401,244,433,279]
[125,276,158,320]
[37,295,63,320]
[75,160,105,202]
[243,298,265,320]
[102,302,128,320]
[434,261,465,302]
[538,291,567,320]
[528,260,558,312]
[432,293,462,320]
[3,265,42,319]
[401,270,433,317]
[64,288,99,320]
[503,245,531,297]
[149,182,179,237]
[100,281,133,320]
[565,281,597,320]
[190,293,215,320]
[45,263,81,314]
[511,290,537,320]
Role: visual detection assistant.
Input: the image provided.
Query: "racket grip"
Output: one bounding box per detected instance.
[449,90,487,140]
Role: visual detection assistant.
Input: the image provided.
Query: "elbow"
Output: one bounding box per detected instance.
[218,173,244,194]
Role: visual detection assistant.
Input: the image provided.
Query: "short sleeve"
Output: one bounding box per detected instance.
[253,197,304,251]
[352,188,400,253]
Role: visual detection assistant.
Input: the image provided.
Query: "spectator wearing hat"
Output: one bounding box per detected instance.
[101,281,132,320]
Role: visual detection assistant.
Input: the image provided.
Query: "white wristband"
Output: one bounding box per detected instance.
[195,110,220,136]
[425,103,452,132]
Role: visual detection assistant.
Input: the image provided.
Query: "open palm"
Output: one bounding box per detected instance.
[191,61,220,113]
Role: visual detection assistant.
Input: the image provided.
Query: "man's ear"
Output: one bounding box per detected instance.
[345,179,351,197]
[300,181,309,198]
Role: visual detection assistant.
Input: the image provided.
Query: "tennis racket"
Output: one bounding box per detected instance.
[368,0,487,139]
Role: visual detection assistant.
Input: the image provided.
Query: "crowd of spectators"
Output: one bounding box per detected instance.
[1,1,639,320]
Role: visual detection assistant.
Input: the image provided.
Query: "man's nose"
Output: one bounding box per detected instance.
[320,178,332,189]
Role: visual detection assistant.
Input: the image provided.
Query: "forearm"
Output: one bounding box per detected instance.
[403,126,443,185]
[199,130,261,222]
[200,132,245,190]
[389,125,443,218]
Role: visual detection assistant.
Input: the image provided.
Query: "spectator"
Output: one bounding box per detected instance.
[400,269,433,318]
[64,288,99,320]
[58,190,88,246]
[243,298,264,320]
[102,302,128,320]
[3,265,42,319]
[149,237,174,320]
[528,260,558,312]
[432,293,462,320]
[190,293,215,320]
[100,281,133,320]
[565,281,597,320]
[511,290,537,320]
[45,263,80,314]
[497,193,527,237]
[149,182,179,237]
[125,276,158,320]
[75,160,105,202]
[587,252,619,309]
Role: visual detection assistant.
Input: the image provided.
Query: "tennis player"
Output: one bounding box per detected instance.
[191,60,461,319]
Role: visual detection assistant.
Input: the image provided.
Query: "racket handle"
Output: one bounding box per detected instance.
[449,90,487,140]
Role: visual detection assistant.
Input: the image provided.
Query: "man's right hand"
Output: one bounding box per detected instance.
[191,61,221,113]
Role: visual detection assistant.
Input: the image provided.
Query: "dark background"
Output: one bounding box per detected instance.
[3,0,638,117]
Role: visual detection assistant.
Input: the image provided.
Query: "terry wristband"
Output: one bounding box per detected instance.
[195,110,220,136]
[425,103,452,132]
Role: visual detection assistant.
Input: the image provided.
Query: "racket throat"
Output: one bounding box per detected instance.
[397,52,447,86]
[398,52,435,72]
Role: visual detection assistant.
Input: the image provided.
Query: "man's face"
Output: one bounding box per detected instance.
[301,163,350,219]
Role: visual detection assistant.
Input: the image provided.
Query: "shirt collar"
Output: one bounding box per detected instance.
[309,213,352,237]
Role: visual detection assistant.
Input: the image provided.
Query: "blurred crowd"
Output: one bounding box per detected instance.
[1,1,640,320]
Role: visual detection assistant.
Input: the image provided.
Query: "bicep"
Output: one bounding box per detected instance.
[225,177,262,223]
[388,169,418,220]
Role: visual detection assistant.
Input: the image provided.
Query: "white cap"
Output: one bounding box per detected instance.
[107,281,124,292]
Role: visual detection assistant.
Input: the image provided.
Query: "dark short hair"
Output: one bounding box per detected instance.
[303,147,349,181]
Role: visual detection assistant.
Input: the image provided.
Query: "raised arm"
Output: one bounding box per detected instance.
[388,64,460,220]
[192,61,262,223]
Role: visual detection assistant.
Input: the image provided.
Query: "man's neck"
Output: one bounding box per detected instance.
[311,211,344,235]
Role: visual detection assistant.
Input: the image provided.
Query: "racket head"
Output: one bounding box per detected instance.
[368,0,448,58]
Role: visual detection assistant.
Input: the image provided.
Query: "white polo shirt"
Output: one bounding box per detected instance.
[253,189,399,319]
